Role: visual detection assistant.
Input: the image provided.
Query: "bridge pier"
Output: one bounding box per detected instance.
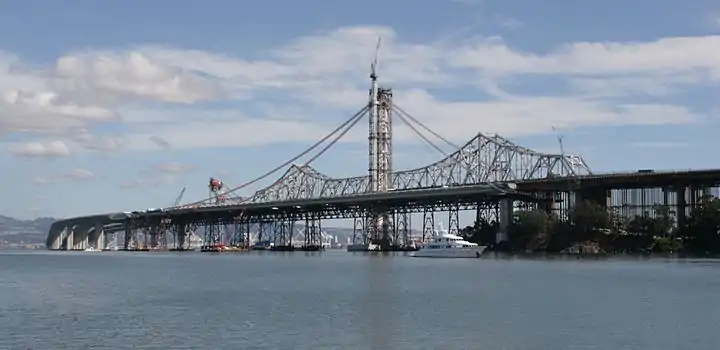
[230,218,250,248]
[391,209,411,248]
[351,215,368,246]
[271,219,295,250]
[422,207,435,243]
[173,221,187,250]
[48,225,64,250]
[73,224,91,250]
[303,215,323,250]
[91,222,104,250]
[496,198,513,243]
[65,226,74,250]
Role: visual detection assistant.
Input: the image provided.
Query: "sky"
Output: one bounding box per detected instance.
[1,0,720,220]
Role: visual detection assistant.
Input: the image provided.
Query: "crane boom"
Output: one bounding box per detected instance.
[172,185,187,207]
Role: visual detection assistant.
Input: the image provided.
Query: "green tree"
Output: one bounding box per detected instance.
[507,209,555,252]
[624,206,674,237]
[569,200,611,240]
[462,218,498,246]
[684,195,720,254]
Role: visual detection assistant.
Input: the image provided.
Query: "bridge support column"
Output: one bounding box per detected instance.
[497,198,513,243]
[676,185,687,229]
[91,222,104,249]
[422,207,435,243]
[392,209,411,247]
[273,219,295,249]
[448,203,460,236]
[65,226,74,251]
[71,225,90,250]
[149,224,159,249]
[49,226,63,250]
[303,215,323,250]
[175,221,187,250]
[352,214,368,246]
[369,208,391,249]
[123,220,133,250]
[257,220,271,244]
[95,222,105,249]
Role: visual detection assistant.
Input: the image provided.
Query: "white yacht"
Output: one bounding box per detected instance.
[83,247,101,252]
[411,225,486,258]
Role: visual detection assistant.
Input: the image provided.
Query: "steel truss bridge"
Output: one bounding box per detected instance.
[48,54,718,252]
[46,117,593,252]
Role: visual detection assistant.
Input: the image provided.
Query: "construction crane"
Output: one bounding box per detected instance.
[171,185,187,207]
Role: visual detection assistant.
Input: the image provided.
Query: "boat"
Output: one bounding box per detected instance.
[346,243,380,252]
[410,232,486,258]
[83,247,101,252]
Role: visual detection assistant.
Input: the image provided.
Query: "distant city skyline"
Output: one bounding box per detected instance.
[2,0,720,219]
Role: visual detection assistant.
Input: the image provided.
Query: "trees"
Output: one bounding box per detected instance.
[506,210,555,252]
[468,194,720,255]
[569,200,611,238]
[683,195,720,254]
[624,206,675,237]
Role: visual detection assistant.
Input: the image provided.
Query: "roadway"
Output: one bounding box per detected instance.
[46,168,720,242]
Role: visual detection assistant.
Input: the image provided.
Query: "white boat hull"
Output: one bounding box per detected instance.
[346,243,380,252]
[411,246,487,258]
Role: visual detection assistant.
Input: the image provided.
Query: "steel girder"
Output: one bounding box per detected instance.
[180,132,591,208]
[241,132,591,204]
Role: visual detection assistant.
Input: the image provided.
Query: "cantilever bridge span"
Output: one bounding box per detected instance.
[45,128,720,252]
[47,129,597,251]
[44,62,720,251]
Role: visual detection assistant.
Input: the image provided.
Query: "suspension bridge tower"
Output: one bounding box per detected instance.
[367,37,393,248]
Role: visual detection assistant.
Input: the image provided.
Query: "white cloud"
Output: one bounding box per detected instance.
[119,174,174,189]
[153,162,195,173]
[1,26,719,154]
[33,168,95,185]
[627,141,689,149]
[493,15,523,30]
[118,162,193,189]
[10,140,72,158]
[449,35,720,77]
[54,51,226,103]
[71,129,125,151]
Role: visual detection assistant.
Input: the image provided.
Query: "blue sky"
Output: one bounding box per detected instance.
[1,0,720,219]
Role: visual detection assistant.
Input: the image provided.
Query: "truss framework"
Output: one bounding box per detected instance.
[188,132,591,207]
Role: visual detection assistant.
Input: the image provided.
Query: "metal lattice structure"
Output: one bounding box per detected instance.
[178,131,591,208]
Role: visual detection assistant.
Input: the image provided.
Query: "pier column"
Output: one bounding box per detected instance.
[676,185,687,229]
[94,222,105,249]
[82,226,90,249]
[496,198,513,243]
[49,227,63,250]
[176,222,187,249]
[65,226,74,250]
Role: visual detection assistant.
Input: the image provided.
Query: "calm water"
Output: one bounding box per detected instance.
[1,250,719,350]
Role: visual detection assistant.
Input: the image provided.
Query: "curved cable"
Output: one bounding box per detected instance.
[300,107,367,167]
[177,104,370,208]
[394,110,448,158]
[393,104,460,149]
[239,106,368,204]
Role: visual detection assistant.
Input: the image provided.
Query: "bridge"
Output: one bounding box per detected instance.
[45,43,720,252]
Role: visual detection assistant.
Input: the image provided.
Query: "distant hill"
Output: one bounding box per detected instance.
[0,216,57,245]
